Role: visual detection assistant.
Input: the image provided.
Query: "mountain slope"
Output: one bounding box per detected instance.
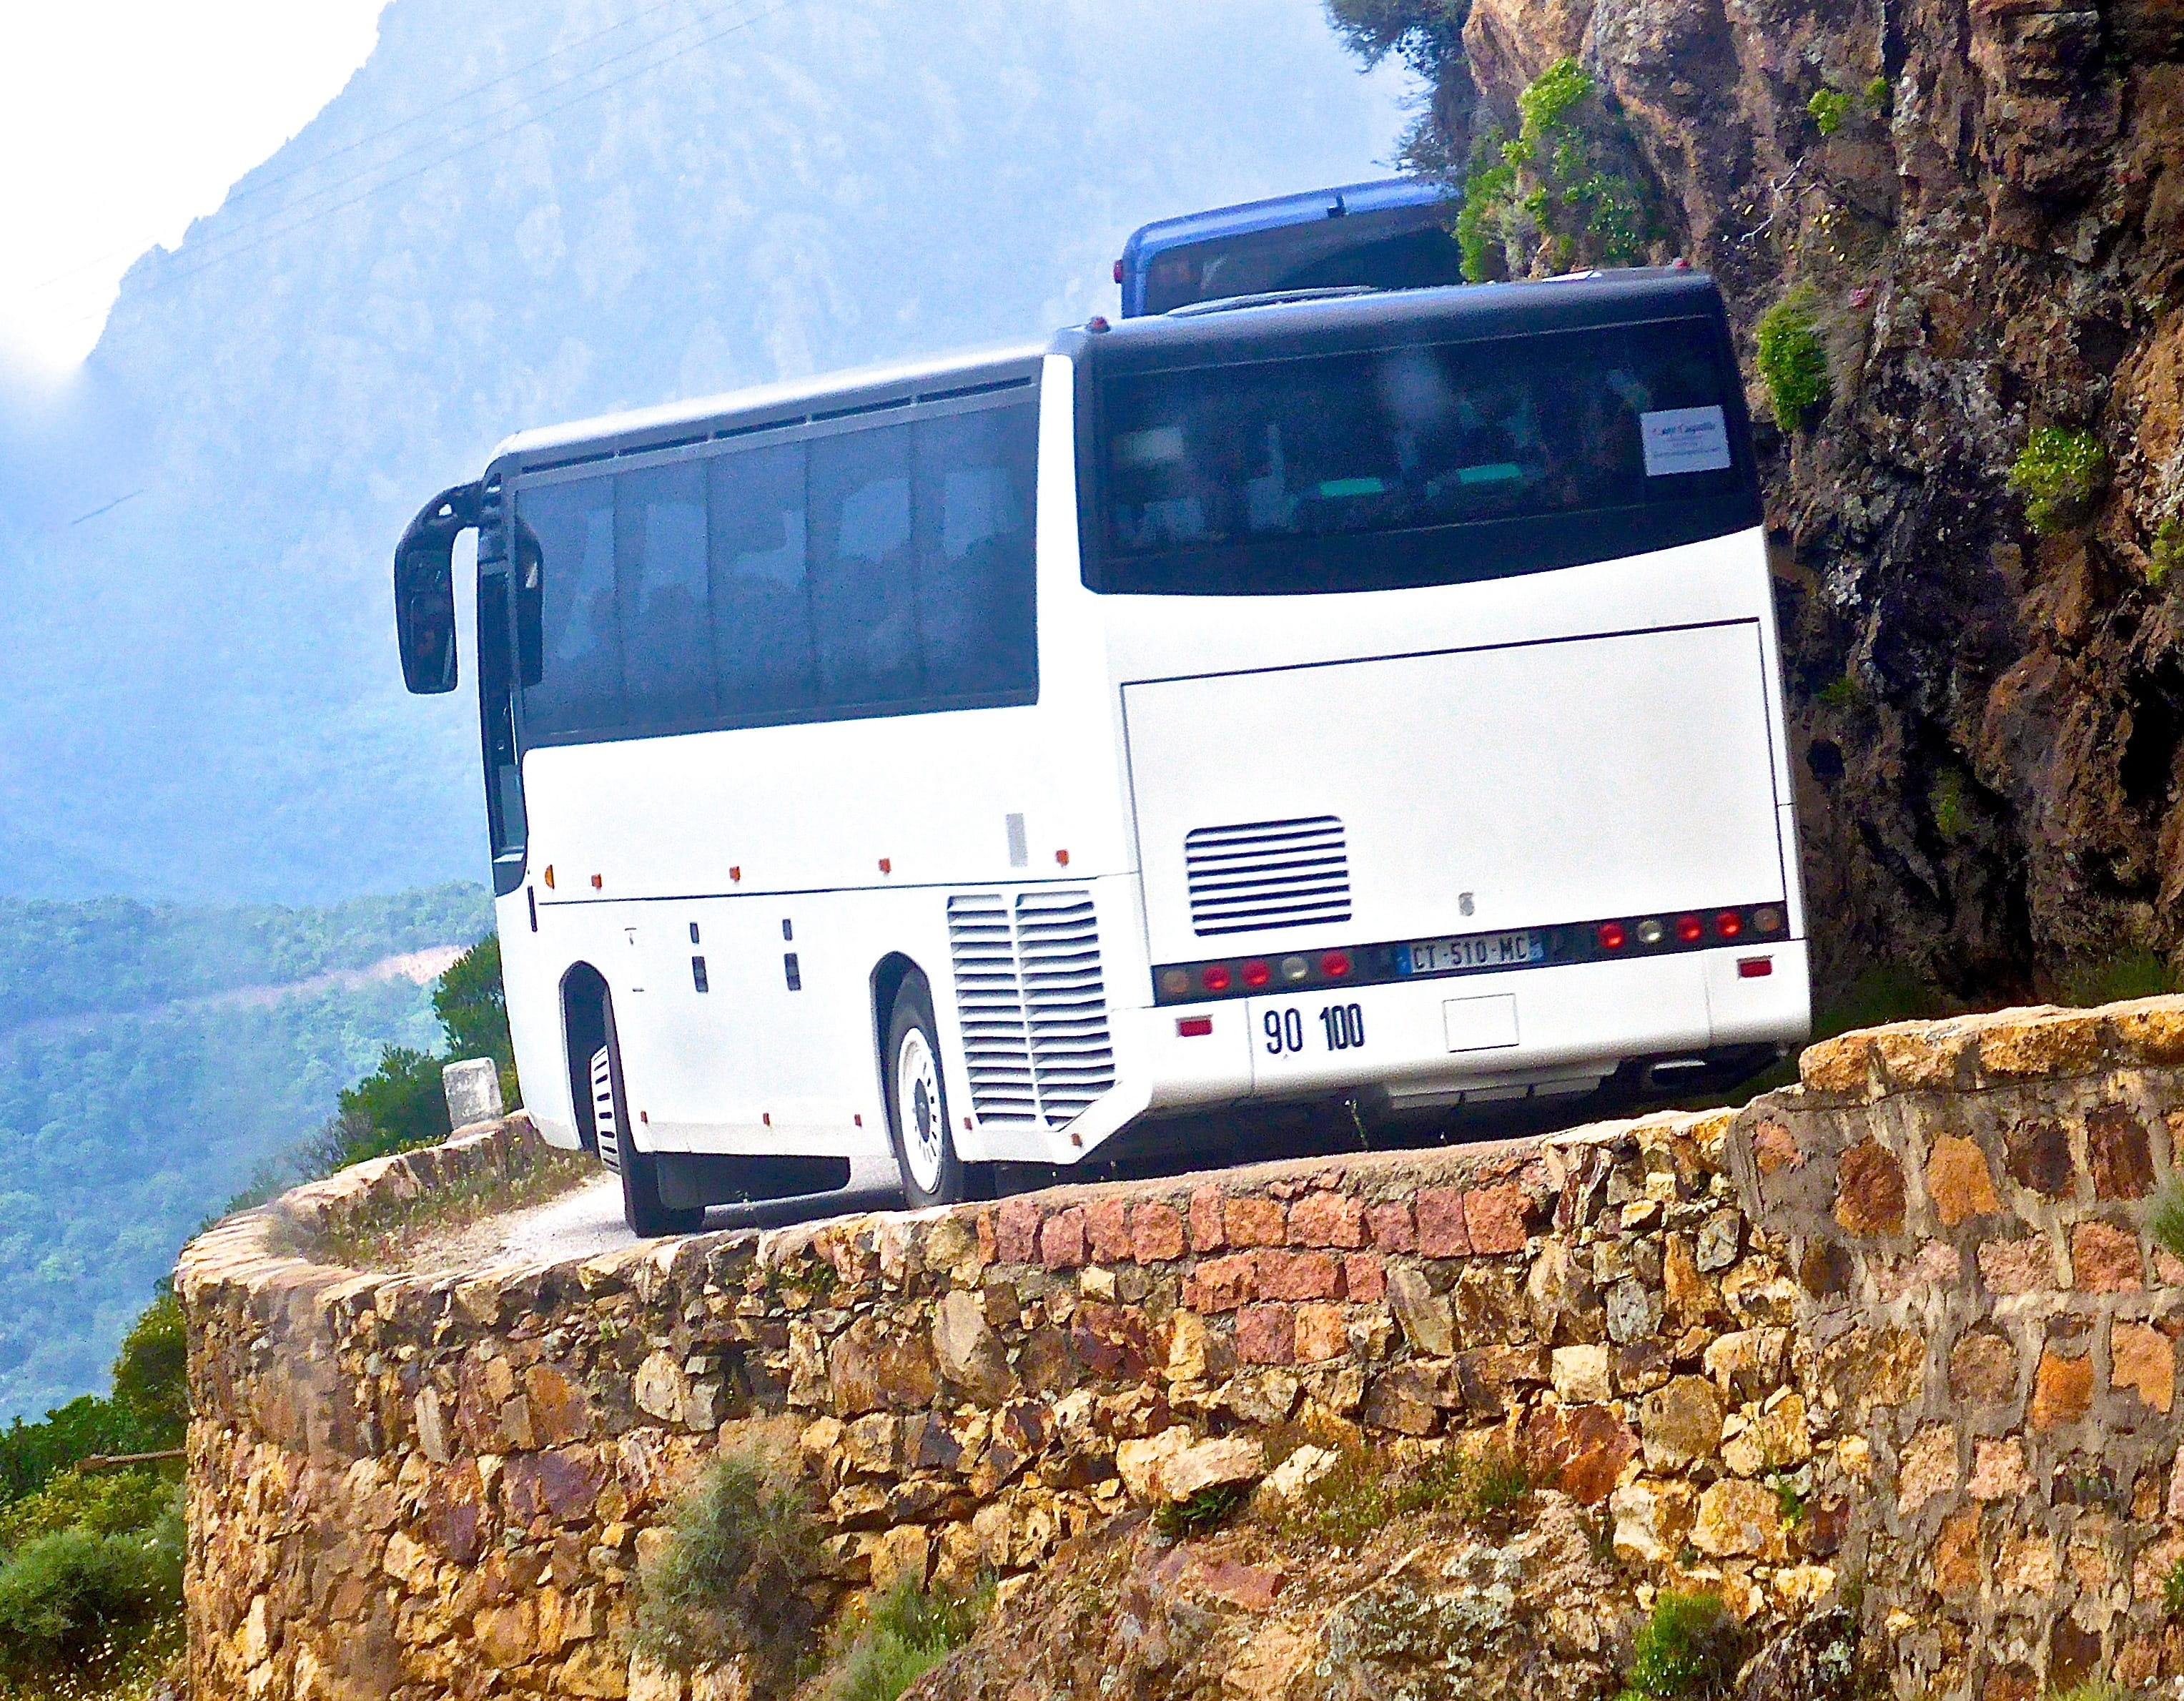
[0,0,1408,902]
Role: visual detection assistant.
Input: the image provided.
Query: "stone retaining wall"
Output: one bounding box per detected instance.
[178,998,2184,1701]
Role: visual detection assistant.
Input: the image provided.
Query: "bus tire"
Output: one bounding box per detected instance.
[594,999,705,1239]
[883,974,964,1208]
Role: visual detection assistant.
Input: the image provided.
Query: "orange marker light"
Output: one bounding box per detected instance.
[1055,848,1070,867]
[542,865,555,889]
[591,873,603,889]
[730,867,741,883]
[879,857,892,874]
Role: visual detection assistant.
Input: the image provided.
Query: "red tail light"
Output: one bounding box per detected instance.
[1714,910,1744,939]
[1320,951,1353,977]
[1737,957,1773,979]
[1676,914,1704,943]
[1202,964,1232,992]
[1243,960,1271,988]
[1177,1015,1215,1036]
[1599,922,1628,950]
[1113,259,1124,284]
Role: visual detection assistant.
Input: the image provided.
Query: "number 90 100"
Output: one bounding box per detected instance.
[1263,1004,1365,1055]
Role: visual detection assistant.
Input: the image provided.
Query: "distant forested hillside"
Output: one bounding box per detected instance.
[0,0,1407,904]
[0,884,490,1420]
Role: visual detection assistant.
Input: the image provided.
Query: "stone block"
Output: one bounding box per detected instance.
[1115,1425,1194,1502]
[1039,1208,1086,1269]
[1341,1253,1386,1304]
[1926,1135,2002,1226]
[933,1290,1014,1401]
[1287,1190,1365,1248]
[1225,1197,1286,1248]
[1182,1253,1255,1314]
[1386,1267,1455,1357]
[1978,1236,2057,1294]
[1552,1343,1611,1405]
[2071,1220,2143,1291]
[1363,1363,1443,1436]
[866,1524,930,1595]
[1695,1209,1742,1273]
[1949,1331,2019,1404]
[995,1197,1042,1264]
[2031,1346,2095,1429]
[2107,997,2184,1064]
[1750,1120,1800,1175]
[1610,1478,1697,1564]
[1691,1478,1784,1559]
[1130,1203,1185,1264]
[1235,1304,1296,1366]
[1415,1188,1472,1256]
[1977,1010,2105,1079]
[1164,1434,1264,1502]
[1967,1436,2032,1500]
[2112,1321,2175,1413]
[1798,1033,1872,1095]
[1464,1184,1531,1254]
[2087,1103,2157,1200]
[1638,1375,1724,1471]
[1932,1508,1982,1595]
[1084,1199,1131,1263]
[1834,1140,1906,1236]
[2005,1118,2075,1197]
[1189,1186,1225,1252]
[1993,1529,2060,1597]
[1254,1249,1342,1301]
[1366,1200,1417,1252]
[1520,1401,1634,1506]
[1894,1424,1957,1517]
[1293,1303,1348,1364]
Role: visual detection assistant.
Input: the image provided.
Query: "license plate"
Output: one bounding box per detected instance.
[1400,930,1543,975]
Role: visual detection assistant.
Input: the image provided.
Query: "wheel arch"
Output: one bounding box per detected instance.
[559,961,610,1153]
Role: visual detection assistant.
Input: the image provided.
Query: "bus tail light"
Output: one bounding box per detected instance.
[1754,906,1784,935]
[1113,259,1124,283]
[1714,910,1744,939]
[1177,1016,1214,1037]
[1202,965,1233,992]
[1738,957,1774,978]
[1675,914,1704,942]
[1599,922,1628,950]
[1242,960,1271,988]
[1320,951,1352,978]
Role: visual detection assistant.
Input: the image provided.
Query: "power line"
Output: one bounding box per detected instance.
[74,0,816,326]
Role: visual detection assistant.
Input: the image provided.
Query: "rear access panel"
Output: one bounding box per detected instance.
[1122,621,1785,966]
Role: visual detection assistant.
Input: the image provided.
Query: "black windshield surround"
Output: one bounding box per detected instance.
[1072,272,1763,597]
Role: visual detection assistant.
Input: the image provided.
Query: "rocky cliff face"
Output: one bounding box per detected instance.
[1345,0,2184,1000]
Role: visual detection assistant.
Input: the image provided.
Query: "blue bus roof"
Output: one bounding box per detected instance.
[1118,177,1455,272]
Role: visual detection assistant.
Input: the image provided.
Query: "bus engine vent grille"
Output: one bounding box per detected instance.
[1185,816,1352,936]
[947,889,1116,1129]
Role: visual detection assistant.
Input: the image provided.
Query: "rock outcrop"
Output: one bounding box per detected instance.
[177,997,2184,1700]
[1348,0,2184,996]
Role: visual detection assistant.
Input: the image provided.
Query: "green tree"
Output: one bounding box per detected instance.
[434,935,512,1072]
[1457,58,1654,280]
[335,1045,451,1161]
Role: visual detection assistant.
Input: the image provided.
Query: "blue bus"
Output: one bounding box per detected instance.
[1116,177,1463,317]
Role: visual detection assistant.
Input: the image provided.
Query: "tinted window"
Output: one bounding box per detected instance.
[513,395,1038,746]
[1141,211,1466,315]
[1094,318,1755,595]
[709,443,817,721]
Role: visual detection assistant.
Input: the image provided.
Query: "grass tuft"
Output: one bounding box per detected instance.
[1154,1484,1250,1539]
[2009,426,2107,534]
[2059,951,2175,1010]
[1807,88,1851,135]
[633,1446,824,1694]
[1756,292,1830,431]
[1619,1589,1734,1700]
[827,1574,991,1701]
[2145,1183,2184,1264]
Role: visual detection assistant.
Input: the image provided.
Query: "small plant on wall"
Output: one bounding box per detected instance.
[2008,427,2108,534]
[1755,290,1832,431]
[1457,57,1656,281]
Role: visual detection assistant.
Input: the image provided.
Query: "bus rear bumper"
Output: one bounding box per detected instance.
[1068,940,1809,1155]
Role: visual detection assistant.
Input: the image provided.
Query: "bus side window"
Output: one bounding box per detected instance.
[913,403,1037,699]
[519,477,620,736]
[809,425,919,709]
[709,442,818,721]
[616,460,713,731]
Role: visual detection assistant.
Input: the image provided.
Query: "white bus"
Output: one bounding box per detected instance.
[395,270,1809,1235]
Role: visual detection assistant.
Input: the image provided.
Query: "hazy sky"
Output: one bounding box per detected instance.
[0,1,392,373]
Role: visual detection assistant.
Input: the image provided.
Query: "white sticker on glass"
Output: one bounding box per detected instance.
[1640,405,1733,477]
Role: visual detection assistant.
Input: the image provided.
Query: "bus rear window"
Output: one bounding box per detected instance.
[1092,317,1756,596]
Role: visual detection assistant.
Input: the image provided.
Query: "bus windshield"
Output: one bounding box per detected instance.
[1093,316,1756,596]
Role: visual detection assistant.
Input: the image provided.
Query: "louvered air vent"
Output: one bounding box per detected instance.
[947,889,1117,1128]
[1185,815,1352,937]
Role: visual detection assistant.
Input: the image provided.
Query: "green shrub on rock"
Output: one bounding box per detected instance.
[634,1444,823,1694]
[1619,1589,1734,1700]
[828,1574,991,1701]
[1807,87,1852,135]
[1756,292,1831,430]
[2008,426,2107,534]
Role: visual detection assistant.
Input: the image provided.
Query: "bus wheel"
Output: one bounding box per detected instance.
[593,999,705,1239]
[884,974,964,1208]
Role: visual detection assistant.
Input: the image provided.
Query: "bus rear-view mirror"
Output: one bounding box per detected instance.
[392,483,479,694]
